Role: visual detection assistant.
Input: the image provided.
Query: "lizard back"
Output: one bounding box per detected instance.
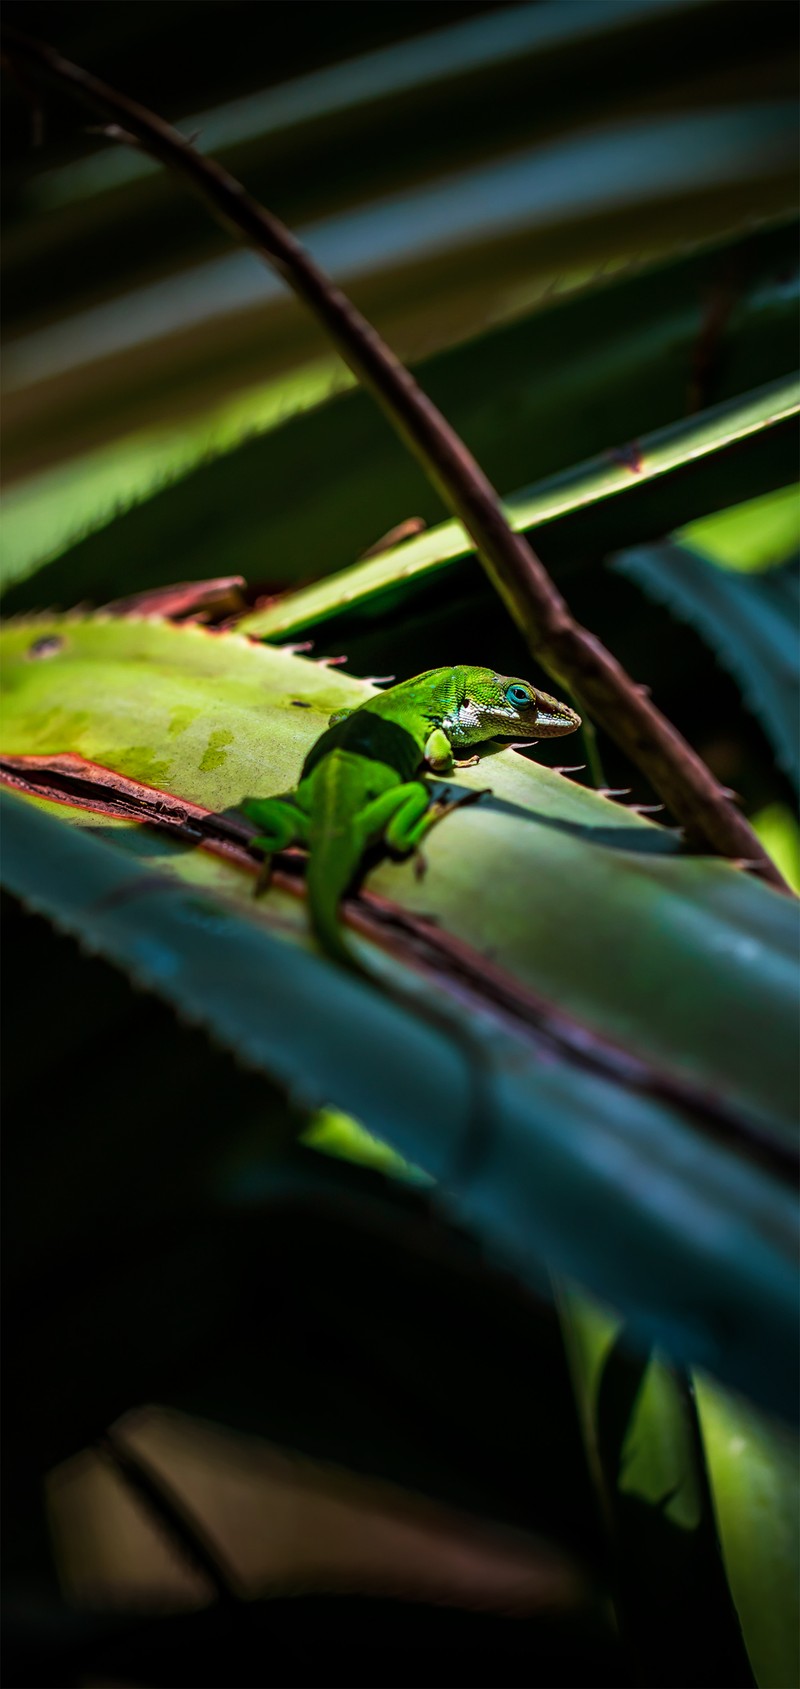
[301,710,423,783]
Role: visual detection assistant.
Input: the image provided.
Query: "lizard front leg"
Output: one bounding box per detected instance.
[424,725,480,772]
[423,726,454,773]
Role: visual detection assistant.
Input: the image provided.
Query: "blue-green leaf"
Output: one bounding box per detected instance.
[612,544,800,788]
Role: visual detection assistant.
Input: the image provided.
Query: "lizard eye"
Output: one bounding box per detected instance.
[505,683,532,707]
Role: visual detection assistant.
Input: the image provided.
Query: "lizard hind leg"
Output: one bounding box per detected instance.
[356,782,433,858]
[387,781,488,878]
[241,796,308,896]
[385,781,489,854]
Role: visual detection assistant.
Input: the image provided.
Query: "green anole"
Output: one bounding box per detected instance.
[242,665,580,969]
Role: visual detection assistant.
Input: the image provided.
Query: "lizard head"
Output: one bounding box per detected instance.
[447,666,581,744]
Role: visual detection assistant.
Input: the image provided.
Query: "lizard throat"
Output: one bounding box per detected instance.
[441,699,491,744]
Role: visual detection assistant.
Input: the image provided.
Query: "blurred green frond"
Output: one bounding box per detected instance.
[5,221,797,614]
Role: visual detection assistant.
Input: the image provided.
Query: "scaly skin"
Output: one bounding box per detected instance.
[242,665,580,968]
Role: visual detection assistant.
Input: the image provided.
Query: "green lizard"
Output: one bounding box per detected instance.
[242,665,580,968]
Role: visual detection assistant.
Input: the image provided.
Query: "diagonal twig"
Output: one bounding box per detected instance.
[0,24,790,892]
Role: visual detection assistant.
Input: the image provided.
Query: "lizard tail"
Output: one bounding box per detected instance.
[305,841,363,972]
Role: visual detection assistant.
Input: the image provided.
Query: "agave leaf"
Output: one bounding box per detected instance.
[0,615,797,1416]
[303,1109,428,1185]
[696,1378,799,1689]
[8,100,792,404]
[0,614,377,806]
[0,614,795,1134]
[752,804,800,895]
[3,913,599,1562]
[5,75,796,485]
[612,544,800,789]
[15,0,756,224]
[239,374,800,642]
[0,359,341,604]
[3,787,797,1422]
[8,0,794,370]
[558,1289,753,1686]
[5,221,797,614]
[678,482,800,573]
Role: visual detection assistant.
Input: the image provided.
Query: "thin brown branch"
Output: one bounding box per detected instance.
[1,24,790,892]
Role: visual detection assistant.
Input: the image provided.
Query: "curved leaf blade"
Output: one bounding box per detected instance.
[239,375,800,641]
[5,221,797,613]
[696,1378,800,1689]
[22,1,719,214]
[2,787,797,1422]
[678,481,800,573]
[0,615,797,1417]
[613,543,800,787]
[0,613,795,1136]
[558,1291,754,1687]
[6,101,796,484]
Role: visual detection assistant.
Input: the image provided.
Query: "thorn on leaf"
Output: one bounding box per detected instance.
[359,517,427,558]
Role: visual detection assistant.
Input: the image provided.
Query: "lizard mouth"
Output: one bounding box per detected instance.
[534,703,582,736]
